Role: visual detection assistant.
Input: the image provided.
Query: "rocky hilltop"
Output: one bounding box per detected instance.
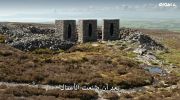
[0,23,167,66]
[0,22,179,100]
[0,23,165,53]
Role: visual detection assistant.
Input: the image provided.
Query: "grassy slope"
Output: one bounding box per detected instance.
[0,43,153,89]
[139,29,180,76]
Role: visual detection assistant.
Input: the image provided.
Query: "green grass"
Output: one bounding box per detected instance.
[121,20,180,32]
[32,48,64,54]
[0,35,5,43]
[157,49,180,76]
[157,49,180,67]
[126,52,137,58]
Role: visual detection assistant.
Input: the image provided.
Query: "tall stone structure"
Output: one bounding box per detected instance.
[78,20,97,43]
[102,19,119,41]
[55,20,76,42]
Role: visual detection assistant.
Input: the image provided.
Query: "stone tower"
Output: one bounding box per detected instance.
[78,20,97,43]
[55,20,76,42]
[102,19,119,41]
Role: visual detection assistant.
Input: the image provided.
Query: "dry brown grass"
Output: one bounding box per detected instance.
[0,43,153,89]
[120,87,180,100]
[102,92,119,100]
[0,85,98,100]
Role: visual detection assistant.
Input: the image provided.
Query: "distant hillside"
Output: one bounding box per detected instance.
[121,20,180,32]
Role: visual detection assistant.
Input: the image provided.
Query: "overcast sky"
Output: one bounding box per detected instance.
[0,0,179,22]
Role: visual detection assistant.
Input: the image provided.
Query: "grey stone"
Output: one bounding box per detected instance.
[120,28,165,51]
[102,19,119,41]
[9,35,74,51]
[55,20,76,42]
[78,20,97,43]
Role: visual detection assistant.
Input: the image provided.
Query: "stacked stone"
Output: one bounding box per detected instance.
[78,20,97,43]
[55,20,76,42]
[102,19,120,41]
[55,19,120,43]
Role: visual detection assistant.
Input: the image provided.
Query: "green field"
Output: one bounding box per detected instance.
[121,19,180,32]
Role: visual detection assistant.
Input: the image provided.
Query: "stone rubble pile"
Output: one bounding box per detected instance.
[0,23,74,51]
[7,36,74,51]
[120,28,165,51]
[119,28,167,65]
